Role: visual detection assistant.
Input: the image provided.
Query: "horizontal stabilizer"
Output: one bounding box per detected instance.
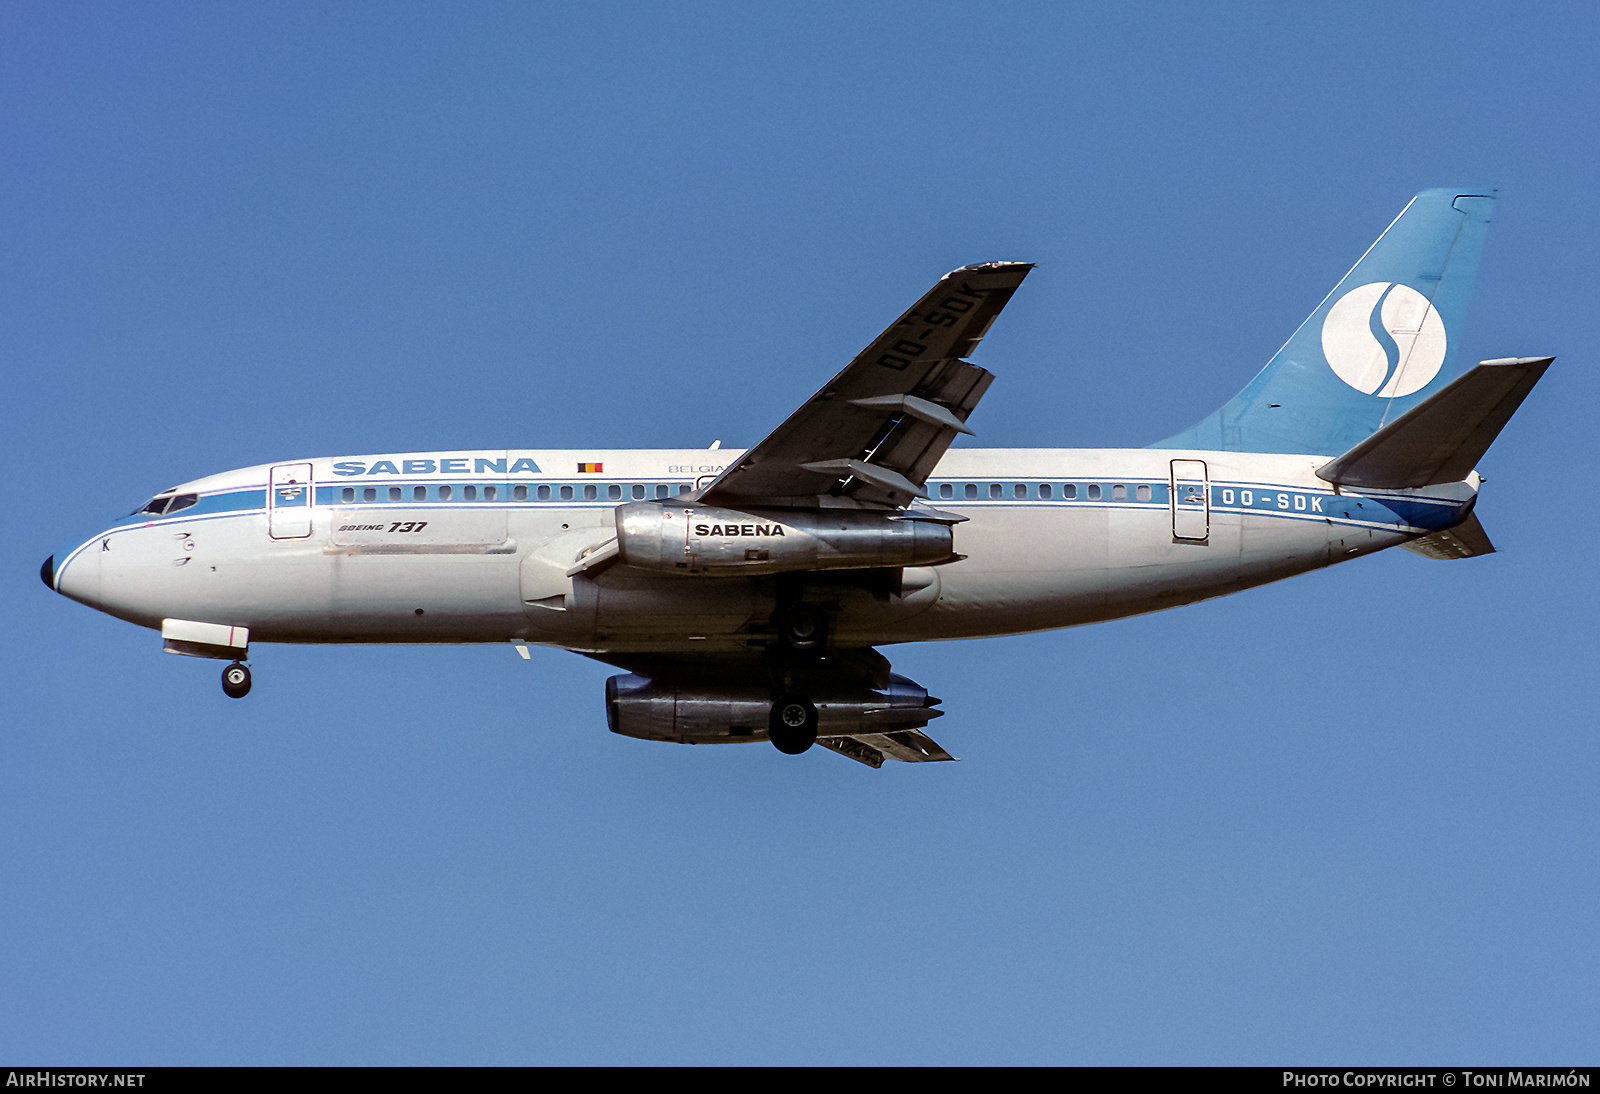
[1317,357,1552,489]
[1401,512,1496,560]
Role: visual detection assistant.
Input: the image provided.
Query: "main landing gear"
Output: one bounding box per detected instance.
[768,695,818,754]
[766,598,827,754]
[221,661,252,699]
[775,602,828,653]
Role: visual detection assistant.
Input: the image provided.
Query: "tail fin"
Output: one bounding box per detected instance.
[1152,188,1495,456]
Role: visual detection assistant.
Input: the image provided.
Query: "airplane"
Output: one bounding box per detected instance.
[41,187,1550,768]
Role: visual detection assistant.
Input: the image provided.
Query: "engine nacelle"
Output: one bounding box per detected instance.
[614,502,953,576]
[605,672,940,744]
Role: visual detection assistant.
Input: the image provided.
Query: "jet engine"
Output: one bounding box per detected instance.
[605,671,942,747]
[614,502,953,576]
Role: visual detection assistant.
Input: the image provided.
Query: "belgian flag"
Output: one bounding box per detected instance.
[577,462,603,473]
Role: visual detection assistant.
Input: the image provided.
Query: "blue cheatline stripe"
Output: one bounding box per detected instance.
[82,475,1462,561]
[307,495,1449,534]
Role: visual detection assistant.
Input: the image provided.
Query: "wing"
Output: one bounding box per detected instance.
[699,261,1034,510]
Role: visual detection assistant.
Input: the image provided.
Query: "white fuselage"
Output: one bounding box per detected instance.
[51,447,1475,657]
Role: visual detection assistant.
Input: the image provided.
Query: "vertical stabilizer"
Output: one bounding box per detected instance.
[1152,188,1494,456]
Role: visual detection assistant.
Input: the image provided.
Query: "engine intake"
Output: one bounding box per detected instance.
[615,502,953,576]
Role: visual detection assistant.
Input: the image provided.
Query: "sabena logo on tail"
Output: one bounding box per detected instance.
[1150,188,1491,454]
[1320,282,1447,397]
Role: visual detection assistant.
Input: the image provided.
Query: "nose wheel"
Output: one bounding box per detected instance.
[221,661,252,699]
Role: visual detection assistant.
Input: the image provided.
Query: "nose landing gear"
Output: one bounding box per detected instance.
[221,661,252,699]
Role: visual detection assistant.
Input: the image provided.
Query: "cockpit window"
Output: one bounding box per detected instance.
[134,493,198,516]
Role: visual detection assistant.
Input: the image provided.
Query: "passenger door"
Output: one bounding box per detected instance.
[1170,459,1209,543]
[269,463,314,539]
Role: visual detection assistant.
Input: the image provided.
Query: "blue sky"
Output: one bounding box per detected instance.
[5,1,1598,1064]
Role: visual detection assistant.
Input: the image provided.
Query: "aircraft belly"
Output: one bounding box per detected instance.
[857,502,1373,642]
[228,507,521,641]
[839,508,1105,641]
[77,511,531,643]
[310,552,524,642]
[585,569,766,642]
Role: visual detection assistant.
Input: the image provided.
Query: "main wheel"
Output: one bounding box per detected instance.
[221,662,252,699]
[777,603,828,652]
[768,695,817,754]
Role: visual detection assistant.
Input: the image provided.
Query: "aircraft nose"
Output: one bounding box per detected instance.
[47,538,103,606]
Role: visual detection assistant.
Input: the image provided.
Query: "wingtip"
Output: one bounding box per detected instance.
[949,260,1035,274]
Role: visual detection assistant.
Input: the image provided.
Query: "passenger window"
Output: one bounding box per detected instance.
[1039,484,1052,500]
[633,484,645,500]
[939,483,953,499]
[484,485,497,501]
[413,486,427,502]
[559,485,574,501]
[363,487,377,503]
[964,483,978,500]
[463,485,477,501]
[341,487,355,503]
[1063,483,1077,500]
[1013,483,1027,499]
[389,487,402,502]
[439,485,453,501]
[1136,484,1152,502]
[679,483,691,494]
[583,484,598,501]
[537,485,550,501]
[608,484,622,501]
[989,483,1002,499]
[513,485,527,501]
[1087,484,1102,501]
[654,484,669,499]
[1112,484,1126,501]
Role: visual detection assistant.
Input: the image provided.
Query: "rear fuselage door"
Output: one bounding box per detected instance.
[269,463,314,539]
[1170,459,1209,543]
